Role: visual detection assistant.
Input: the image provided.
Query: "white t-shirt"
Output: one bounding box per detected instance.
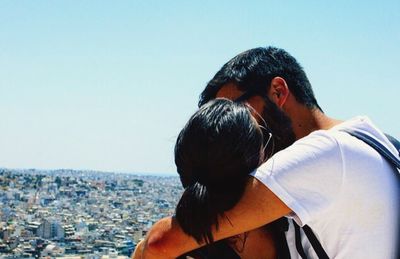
[252,116,399,259]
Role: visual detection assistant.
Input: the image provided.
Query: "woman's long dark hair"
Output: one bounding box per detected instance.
[174,98,266,244]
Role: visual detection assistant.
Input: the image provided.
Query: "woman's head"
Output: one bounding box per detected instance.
[174,98,271,244]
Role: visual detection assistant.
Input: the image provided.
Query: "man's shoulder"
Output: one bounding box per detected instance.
[327,116,399,156]
[297,116,384,150]
[329,116,373,132]
[285,128,341,155]
[268,116,377,165]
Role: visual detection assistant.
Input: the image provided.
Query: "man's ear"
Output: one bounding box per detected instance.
[267,77,289,108]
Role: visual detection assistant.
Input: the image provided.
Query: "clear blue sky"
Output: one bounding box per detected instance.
[1,0,399,174]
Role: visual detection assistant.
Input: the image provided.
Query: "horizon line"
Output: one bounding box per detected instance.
[0,166,177,177]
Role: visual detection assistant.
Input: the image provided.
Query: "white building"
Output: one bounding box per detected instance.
[37,219,65,240]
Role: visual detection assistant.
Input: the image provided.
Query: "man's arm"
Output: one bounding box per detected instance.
[133,176,291,258]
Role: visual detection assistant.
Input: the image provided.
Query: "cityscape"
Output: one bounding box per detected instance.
[0,168,182,259]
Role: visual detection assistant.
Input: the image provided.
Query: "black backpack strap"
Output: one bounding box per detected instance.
[293,222,330,259]
[293,223,307,259]
[384,133,400,156]
[302,225,329,259]
[342,129,400,169]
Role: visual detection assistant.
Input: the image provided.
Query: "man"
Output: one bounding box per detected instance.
[133,47,399,258]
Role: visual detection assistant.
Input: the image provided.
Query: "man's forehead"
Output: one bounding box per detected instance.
[215,83,244,100]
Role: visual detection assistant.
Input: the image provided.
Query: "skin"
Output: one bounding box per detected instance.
[230,227,278,259]
[132,77,342,259]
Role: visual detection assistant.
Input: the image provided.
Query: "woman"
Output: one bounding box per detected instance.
[172,98,284,259]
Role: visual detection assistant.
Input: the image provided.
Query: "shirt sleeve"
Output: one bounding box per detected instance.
[251,131,344,226]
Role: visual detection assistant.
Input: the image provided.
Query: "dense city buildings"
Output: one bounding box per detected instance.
[0,168,182,258]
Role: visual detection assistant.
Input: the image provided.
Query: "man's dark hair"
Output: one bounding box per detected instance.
[199,46,322,111]
[175,98,265,244]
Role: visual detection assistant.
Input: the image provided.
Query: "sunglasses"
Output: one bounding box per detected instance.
[233,90,261,102]
[234,91,274,161]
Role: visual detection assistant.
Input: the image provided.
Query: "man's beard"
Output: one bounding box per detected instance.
[261,97,296,156]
